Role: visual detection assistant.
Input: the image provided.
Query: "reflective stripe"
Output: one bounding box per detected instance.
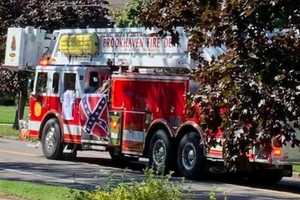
[122,150,143,156]
[122,130,145,142]
[63,124,81,136]
[112,74,188,81]
[81,139,109,145]
[29,121,41,131]
[29,120,81,136]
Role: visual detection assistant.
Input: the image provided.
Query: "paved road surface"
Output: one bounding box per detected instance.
[0,138,300,200]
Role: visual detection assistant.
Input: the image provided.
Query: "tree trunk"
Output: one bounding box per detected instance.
[12,97,19,130]
[12,71,28,130]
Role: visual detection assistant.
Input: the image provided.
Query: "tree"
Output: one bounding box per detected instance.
[0,0,112,129]
[139,0,300,169]
[112,0,143,27]
[15,0,112,30]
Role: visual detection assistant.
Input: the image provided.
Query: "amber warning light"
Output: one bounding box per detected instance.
[272,147,282,157]
[39,56,55,66]
[111,121,118,129]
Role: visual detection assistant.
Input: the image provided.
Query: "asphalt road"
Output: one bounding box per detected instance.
[0,138,300,200]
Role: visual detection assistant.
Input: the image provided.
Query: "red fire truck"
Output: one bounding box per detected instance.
[4,27,299,181]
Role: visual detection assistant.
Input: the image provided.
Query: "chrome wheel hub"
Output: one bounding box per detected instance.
[152,139,166,166]
[182,143,196,170]
[45,126,56,153]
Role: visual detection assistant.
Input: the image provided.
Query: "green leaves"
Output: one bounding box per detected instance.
[0,0,112,96]
[112,0,143,27]
[76,169,182,200]
[139,0,300,168]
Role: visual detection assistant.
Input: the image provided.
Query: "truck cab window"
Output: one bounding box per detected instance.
[52,72,60,94]
[64,73,76,91]
[27,72,35,94]
[36,72,48,94]
[84,71,99,93]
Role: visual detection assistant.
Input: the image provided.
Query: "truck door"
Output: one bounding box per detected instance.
[60,72,81,143]
[28,71,49,138]
[79,70,110,145]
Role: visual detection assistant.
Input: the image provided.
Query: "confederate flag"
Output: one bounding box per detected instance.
[79,94,109,139]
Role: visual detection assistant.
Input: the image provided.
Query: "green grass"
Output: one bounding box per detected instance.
[0,180,77,200]
[0,125,19,138]
[294,164,300,173]
[0,106,28,124]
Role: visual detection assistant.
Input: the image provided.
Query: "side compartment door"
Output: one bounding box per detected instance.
[121,112,146,155]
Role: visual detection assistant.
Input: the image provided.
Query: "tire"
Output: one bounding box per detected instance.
[149,129,173,175]
[41,118,63,159]
[177,132,206,179]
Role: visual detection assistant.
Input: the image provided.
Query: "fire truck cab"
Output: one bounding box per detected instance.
[4,26,298,181]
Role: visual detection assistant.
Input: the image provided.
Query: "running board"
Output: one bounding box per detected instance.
[82,143,107,151]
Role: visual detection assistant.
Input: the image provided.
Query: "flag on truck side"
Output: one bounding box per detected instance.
[79,94,109,139]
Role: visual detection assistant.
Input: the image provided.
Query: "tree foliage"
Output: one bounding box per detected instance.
[15,0,112,30]
[0,0,112,96]
[112,0,143,27]
[139,0,300,168]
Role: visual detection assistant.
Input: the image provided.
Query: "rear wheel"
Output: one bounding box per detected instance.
[41,118,63,159]
[177,132,206,179]
[149,129,172,174]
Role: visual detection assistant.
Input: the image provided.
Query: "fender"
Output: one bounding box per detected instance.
[146,118,175,137]
[143,118,174,156]
[175,121,205,142]
[39,109,64,142]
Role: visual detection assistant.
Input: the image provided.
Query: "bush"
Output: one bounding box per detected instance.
[0,94,16,105]
[75,169,182,200]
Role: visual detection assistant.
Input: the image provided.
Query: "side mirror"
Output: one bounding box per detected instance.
[27,79,34,93]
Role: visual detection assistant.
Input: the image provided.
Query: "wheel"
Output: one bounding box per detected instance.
[149,129,172,174]
[177,132,206,179]
[41,118,63,159]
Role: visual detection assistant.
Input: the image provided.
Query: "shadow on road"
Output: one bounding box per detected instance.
[0,156,299,199]
[75,156,300,196]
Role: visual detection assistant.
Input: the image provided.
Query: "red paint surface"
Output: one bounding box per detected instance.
[111,75,188,153]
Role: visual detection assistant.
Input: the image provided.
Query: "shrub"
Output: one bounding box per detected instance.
[75,169,182,200]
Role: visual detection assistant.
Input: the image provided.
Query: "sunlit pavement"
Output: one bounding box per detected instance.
[0,138,300,200]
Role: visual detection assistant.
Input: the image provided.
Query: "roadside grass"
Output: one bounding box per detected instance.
[0,106,28,124]
[0,106,28,139]
[0,125,19,138]
[0,170,183,200]
[0,180,77,200]
[294,164,300,173]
